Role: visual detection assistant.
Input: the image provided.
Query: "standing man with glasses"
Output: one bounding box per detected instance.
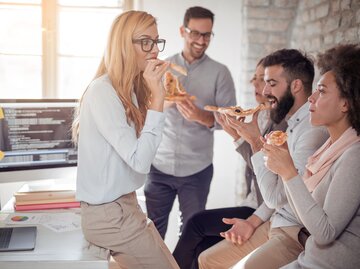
[145,6,236,240]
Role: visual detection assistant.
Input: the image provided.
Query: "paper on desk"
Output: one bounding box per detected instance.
[40,212,81,233]
[4,213,43,225]
[4,212,81,233]
[0,213,9,222]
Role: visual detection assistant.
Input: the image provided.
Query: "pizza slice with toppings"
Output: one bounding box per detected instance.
[204,103,269,117]
[163,72,196,101]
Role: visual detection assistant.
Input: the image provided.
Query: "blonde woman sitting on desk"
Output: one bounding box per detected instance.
[72,11,179,269]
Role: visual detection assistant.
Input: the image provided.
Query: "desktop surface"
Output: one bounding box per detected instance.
[0,208,109,269]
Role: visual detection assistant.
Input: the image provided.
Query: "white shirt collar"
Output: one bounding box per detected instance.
[287,102,310,129]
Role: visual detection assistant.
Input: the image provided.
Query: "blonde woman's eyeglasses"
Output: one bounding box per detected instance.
[132,38,166,52]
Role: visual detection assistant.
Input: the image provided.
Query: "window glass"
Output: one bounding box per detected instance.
[58,0,122,7]
[0,4,41,98]
[0,0,40,4]
[58,7,121,56]
[0,1,127,99]
[58,56,100,98]
[0,55,42,98]
[0,5,41,54]
[57,7,122,97]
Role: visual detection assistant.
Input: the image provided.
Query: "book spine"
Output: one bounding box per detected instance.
[15,201,81,211]
[15,197,77,205]
[14,191,75,202]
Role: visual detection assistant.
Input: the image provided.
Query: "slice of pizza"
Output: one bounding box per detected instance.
[204,105,244,117]
[236,103,270,116]
[170,63,187,76]
[163,72,196,101]
[204,103,269,117]
[266,130,288,146]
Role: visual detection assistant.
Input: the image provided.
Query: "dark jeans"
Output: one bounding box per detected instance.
[144,164,213,239]
[172,206,255,269]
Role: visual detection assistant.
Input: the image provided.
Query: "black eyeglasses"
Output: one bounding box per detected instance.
[132,38,166,52]
[184,27,214,41]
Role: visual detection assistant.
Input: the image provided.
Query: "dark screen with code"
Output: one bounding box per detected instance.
[0,99,78,171]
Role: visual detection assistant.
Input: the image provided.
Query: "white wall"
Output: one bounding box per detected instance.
[135,0,244,250]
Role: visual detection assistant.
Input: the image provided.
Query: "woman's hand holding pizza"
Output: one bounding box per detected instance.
[144,59,169,97]
[144,59,170,111]
[214,112,241,141]
[262,134,298,181]
[225,111,263,153]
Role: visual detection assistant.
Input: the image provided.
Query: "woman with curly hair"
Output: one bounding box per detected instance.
[263,44,360,269]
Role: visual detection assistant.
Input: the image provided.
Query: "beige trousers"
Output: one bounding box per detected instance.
[198,221,304,269]
[81,192,179,269]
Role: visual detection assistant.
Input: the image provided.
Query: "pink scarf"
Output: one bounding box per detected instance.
[303,127,360,192]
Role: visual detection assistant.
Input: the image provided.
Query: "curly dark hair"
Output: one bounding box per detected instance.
[263,49,315,96]
[183,6,214,27]
[317,44,360,135]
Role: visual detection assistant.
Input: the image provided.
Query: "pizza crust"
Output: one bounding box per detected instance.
[165,95,197,101]
[170,63,187,76]
[204,103,269,117]
[204,105,244,117]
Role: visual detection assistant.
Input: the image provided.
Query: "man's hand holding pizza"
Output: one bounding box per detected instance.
[225,111,263,153]
[176,98,214,128]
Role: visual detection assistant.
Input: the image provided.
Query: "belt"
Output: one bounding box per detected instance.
[298,227,310,248]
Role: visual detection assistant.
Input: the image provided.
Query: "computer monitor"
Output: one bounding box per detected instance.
[0,99,78,184]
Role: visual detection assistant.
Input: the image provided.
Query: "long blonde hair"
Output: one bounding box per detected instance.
[72,11,157,143]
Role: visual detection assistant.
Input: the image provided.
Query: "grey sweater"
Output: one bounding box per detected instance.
[281,143,360,269]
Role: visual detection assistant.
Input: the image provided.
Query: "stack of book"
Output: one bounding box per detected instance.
[14,183,80,211]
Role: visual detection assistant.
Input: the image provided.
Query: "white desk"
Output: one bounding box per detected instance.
[0,203,109,269]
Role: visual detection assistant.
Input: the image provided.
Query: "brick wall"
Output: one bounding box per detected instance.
[291,0,360,53]
[238,0,360,107]
[238,0,298,108]
[290,0,360,80]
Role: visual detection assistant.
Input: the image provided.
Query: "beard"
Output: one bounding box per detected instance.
[270,85,295,124]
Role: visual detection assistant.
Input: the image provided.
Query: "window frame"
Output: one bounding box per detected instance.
[0,0,132,98]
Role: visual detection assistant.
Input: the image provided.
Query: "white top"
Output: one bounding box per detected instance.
[251,103,329,227]
[76,75,165,204]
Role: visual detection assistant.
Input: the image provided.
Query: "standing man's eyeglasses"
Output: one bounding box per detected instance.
[132,38,166,52]
[184,27,214,41]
